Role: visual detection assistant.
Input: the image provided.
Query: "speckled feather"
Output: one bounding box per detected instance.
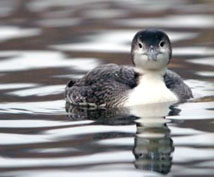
[65,64,192,107]
[164,69,193,102]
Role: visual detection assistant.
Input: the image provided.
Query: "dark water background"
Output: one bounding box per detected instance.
[0,0,213,177]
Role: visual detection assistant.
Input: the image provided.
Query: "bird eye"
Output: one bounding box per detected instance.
[159,41,165,47]
[138,43,142,48]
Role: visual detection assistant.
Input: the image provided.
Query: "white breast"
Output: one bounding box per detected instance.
[124,73,178,107]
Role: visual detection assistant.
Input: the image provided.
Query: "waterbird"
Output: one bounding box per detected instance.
[65,29,193,108]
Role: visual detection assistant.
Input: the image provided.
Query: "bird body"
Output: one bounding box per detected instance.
[65,64,191,108]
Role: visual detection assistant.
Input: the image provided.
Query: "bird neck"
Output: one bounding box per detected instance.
[135,67,167,79]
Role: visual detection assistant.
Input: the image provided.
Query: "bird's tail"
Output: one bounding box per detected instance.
[66,80,76,87]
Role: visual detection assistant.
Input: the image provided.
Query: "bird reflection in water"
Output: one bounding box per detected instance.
[130,103,179,174]
[65,102,180,174]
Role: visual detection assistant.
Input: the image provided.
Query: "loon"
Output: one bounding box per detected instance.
[65,29,193,108]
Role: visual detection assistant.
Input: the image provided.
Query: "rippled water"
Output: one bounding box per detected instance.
[0,0,213,177]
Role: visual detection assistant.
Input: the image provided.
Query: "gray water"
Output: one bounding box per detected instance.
[0,0,214,177]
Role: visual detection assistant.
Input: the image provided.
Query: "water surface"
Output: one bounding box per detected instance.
[0,0,213,177]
